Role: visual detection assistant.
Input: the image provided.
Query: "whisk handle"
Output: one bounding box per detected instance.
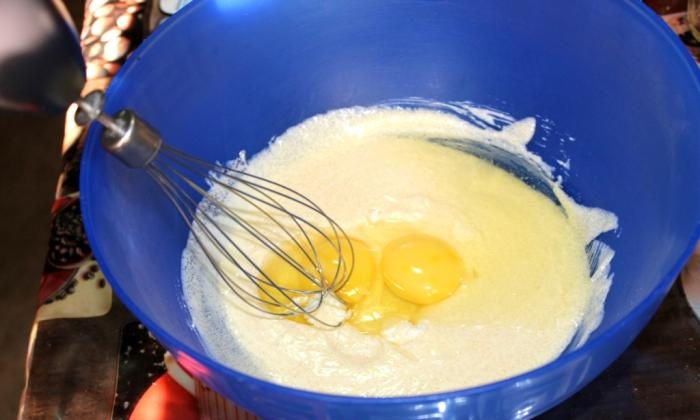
[100,109,163,168]
[75,90,163,168]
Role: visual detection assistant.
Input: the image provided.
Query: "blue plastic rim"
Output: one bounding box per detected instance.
[80,1,700,419]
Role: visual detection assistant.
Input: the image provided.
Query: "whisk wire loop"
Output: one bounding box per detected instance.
[157,145,353,292]
[147,165,293,313]
[159,151,325,287]
[147,162,342,326]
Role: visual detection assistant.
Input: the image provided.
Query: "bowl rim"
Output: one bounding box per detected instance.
[80,0,700,409]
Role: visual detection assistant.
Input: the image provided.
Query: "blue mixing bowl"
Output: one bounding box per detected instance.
[80,0,700,418]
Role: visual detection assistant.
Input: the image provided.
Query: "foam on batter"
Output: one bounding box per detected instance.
[181,105,617,396]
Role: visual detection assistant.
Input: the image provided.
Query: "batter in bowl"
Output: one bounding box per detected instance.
[182,105,617,396]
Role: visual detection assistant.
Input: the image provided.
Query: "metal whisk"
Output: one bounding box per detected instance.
[75,91,353,326]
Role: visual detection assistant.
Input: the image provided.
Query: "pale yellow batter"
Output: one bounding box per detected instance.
[182,106,617,396]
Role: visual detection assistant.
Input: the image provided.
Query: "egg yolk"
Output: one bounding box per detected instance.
[257,239,320,319]
[328,239,375,304]
[380,235,462,305]
[259,230,463,334]
[258,236,372,317]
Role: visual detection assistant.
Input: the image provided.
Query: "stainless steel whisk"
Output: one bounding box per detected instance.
[75,91,353,326]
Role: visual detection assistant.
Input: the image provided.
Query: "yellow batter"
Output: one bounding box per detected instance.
[182,106,616,396]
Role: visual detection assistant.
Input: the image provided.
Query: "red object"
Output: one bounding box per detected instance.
[130,375,199,420]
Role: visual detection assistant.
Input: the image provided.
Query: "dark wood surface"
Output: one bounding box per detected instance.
[542,282,700,419]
